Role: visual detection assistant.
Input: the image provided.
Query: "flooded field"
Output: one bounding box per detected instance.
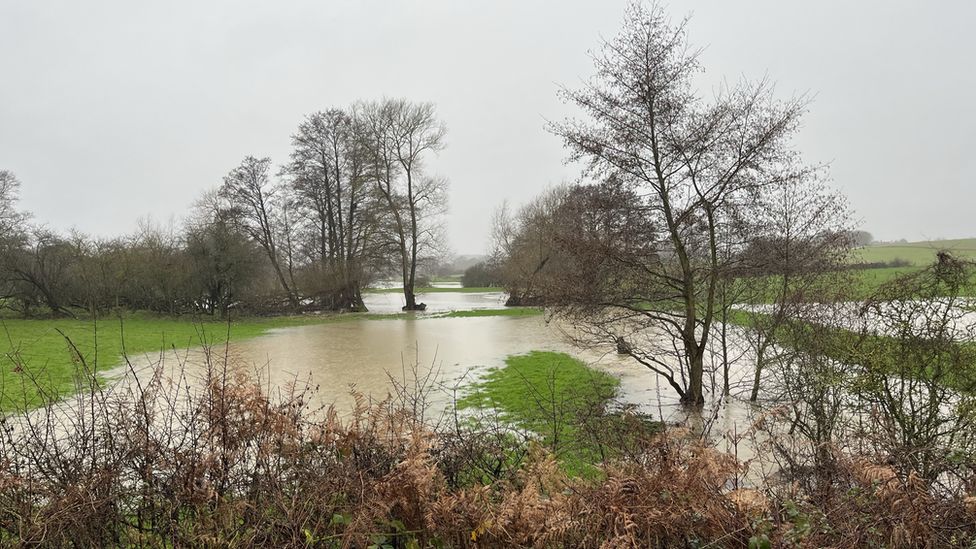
[108,291,757,437]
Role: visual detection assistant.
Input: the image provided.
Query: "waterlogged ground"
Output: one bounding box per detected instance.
[104,291,759,443]
[16,290,975,489]
[4,289,767,482]
[360,289,507,313]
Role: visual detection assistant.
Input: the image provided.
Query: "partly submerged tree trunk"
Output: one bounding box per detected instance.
[685,347,706,407]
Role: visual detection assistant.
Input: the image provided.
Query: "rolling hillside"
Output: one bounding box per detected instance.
[855,238,976,266]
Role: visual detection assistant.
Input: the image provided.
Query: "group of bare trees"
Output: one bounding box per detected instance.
[0,99,449,317]
[0,204,267,318]
[0,172,269,318]
[218,99,447,312]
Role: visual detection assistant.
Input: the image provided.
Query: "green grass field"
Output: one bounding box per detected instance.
[851,266,924,295]
[854,238,976,266]
[0,313,374,411]
[458,351,621,476]
[848,237,976,298]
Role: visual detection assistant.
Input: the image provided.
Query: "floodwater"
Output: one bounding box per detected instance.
[359,289,507,314]
[13,289,763,481]
[115,291,758,439]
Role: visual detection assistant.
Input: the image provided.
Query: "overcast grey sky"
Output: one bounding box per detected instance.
[1,1,974,254]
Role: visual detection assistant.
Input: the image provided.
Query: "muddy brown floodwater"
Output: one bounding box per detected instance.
[0,289,767,480]
[109,291,759,462]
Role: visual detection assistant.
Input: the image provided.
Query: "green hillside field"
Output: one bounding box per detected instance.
[854,238,976,266]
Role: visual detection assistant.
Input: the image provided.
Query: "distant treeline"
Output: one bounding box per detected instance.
[0,99,449,318]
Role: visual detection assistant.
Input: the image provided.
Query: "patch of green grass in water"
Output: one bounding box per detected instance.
[364,286,503,294]
[435,308,542,319]
[458,351,624,477]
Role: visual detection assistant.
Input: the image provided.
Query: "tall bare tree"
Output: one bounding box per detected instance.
[220,156,300,310]
[0,170,26,304]
[362,99,447,311]
[1,228,80,317]
[549,2,811,405]
[283,108,376,310]
[184,189,262,318]
[737,172,854,401]
[0,170,26,239]
[490,188,569,306]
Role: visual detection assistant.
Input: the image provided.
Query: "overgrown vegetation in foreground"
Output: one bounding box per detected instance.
[2,347,975,547]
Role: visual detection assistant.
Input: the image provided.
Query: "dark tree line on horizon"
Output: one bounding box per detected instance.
[0,99,448,318]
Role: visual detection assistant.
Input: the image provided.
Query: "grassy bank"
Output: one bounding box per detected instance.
[436,307,542,318]
[458,351,634,476]
[364,286,503,294]
[0,313,366,411]
[855,238,976,266]
[0,307,543,412]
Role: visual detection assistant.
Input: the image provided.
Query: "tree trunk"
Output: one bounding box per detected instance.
[684,348,706,406]
[721,302,730,396]
[750,355,763,402]
[402,170,423,311]
[269,260,299,311]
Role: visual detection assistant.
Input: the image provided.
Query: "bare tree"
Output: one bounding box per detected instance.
[0,170,27,238]
[361,99,448,311]
[849,230,873,247]
[549,2,810,406]
[220,156,300,310]
[184,189,262,318]
[0,170,28,307]
[737,172,854,401]
[283,108,378,311]
[0,228,80,317]
[490,187,569,306]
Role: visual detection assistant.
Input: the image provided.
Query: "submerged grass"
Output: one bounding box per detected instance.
[458,351,629,476]
[364,286,503,294]
[436,307,542,318]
